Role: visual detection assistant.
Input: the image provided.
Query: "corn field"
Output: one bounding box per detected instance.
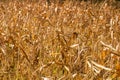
[0,0,120,80]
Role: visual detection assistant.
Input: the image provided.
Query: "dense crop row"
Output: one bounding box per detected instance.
[0,0,120,80]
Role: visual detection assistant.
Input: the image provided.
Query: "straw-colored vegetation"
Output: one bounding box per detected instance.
[0,0,120,80]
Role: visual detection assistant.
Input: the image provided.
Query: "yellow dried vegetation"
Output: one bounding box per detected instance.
[0,0,120,80]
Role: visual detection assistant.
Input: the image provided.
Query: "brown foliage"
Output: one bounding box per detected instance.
[0,0,120,80]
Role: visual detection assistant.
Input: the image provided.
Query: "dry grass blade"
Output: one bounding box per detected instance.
[74,48,85,64]
[64,65,70,72]
[100,41,116,51]
[0,46,6,55]
[70,44,79,48]
[72,73,77,78]
[19,43,31,64]
[90,60,112,71]
[100,41,120,57]
[33,62,55,75]
[41,77,53,80]
[87,60,101,74]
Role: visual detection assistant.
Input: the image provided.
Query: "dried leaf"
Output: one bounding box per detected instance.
[70,44,79,48]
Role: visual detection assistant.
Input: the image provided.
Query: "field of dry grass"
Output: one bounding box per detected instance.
[0,0,120,80]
